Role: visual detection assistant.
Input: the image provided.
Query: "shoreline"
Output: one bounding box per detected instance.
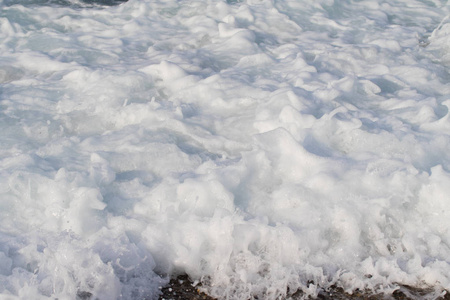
[159,275,450,300]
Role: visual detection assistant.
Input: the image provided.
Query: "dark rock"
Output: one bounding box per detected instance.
[159,275,216,300]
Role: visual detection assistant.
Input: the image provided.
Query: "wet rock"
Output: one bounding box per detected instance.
[159,275,216,300]
[159,276,450,300]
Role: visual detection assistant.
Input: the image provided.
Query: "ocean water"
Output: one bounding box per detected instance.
[1,0,450,299]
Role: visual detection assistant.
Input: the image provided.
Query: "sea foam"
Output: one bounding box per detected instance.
[1,0,450,299]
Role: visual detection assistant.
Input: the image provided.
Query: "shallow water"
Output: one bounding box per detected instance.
[1,0,450,299]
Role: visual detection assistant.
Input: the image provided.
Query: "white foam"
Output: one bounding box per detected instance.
[1,0,450,299]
